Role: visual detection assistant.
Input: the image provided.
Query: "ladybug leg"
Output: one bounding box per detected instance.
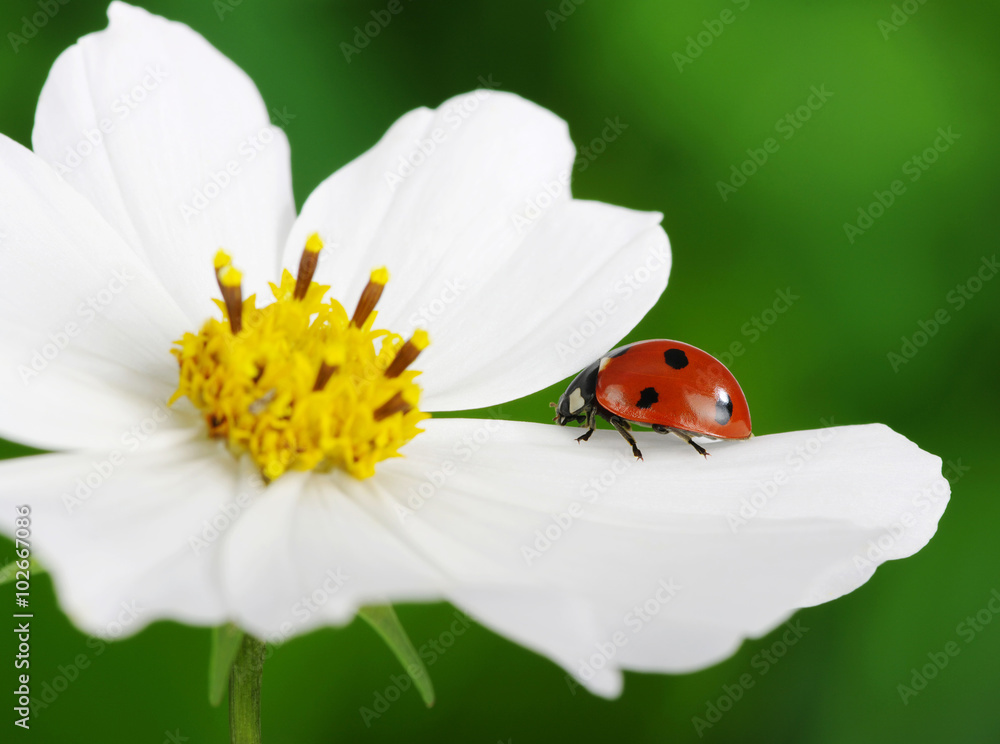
[608,416,643,460]
[575,408,597,443]
[663,428,710,458]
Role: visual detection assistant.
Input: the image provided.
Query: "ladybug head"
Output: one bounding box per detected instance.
[552,359,600,426]
[551,399,585,426]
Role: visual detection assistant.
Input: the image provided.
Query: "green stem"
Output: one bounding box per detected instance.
[229,634,267,744]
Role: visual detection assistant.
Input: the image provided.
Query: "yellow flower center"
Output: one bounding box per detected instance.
[169,234,429,482]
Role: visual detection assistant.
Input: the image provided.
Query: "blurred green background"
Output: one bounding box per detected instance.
[1,0,997,742]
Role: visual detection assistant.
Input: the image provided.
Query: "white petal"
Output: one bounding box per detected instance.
[32,2,295,321]
[0,426,246,638]
[219,466,452,641]
[218,418,947,696]
[448,587,624,696]
[283,91,669,411]
[418,200,668,410]
[404,420,947,693]
[0,134,191,451]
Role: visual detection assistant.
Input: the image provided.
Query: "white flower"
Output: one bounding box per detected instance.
[0,2,948,698]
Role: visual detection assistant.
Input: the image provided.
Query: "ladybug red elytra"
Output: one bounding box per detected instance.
[552,340,752,459]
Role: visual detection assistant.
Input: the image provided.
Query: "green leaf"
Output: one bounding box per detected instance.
[209,623,245,706]
[0,558,43,586]
[359,605,435,707]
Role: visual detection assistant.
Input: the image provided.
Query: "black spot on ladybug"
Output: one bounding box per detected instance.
[664,348,688,369]
[715,390,733,425]
[636,387,659,409]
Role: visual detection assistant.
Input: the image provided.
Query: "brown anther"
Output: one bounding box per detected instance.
[384,330,429,379]
[294,252,319,300]
[213,249,232,293]
[294,233,324,300]
[373,391,412,421]
[220,279,243,334]
[214,252,244,334]
[313,362,339,391]
[351,267,389,328]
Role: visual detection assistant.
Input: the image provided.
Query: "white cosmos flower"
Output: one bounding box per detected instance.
[0,2,948,698]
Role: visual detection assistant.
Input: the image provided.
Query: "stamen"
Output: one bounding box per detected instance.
[172,251,430,481]
[313,349,345,391]
[214,249,232,271]
[294,232,324,301]
[313,362,338,391]
[373,391,412,421]
[351,267,389,327]
[213,249,232,292]
[384,330,430,379]
[218,263,244,334]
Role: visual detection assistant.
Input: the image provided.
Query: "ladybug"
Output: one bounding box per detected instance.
[552,340,751,459]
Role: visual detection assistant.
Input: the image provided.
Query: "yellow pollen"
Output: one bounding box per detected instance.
[410,329,430,351]
[305,232,324,254]
[294,232,325,301]
[170,241,430,481]
[384,330,430,379]
[213,249,232,270]
[350,267,389,328]
[219,264,243,287]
